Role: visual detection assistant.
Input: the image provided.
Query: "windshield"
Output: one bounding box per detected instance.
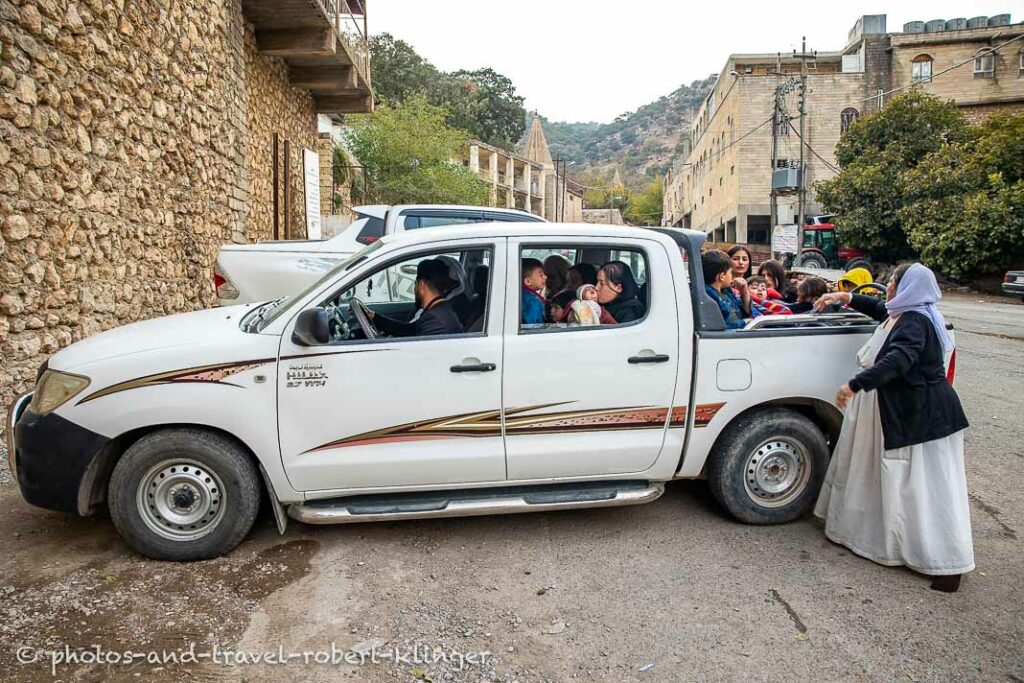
[256,240,385,330]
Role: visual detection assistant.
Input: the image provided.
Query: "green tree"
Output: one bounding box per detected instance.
[368,33,438,105]
[343,98,489,206]
[900,113,1024,279]
[369,35,525,150]
[815,91,971,262]
[623,176,663,225]
[445,68,526,149]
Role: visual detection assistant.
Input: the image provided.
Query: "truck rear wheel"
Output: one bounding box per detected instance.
[707,408,829,524]
[108,429,261,561]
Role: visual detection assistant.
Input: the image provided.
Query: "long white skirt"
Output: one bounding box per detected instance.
[814,387,975,576]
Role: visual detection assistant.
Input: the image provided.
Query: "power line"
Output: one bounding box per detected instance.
[786,120,841,174]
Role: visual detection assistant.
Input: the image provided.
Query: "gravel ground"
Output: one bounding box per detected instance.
[1,293,1021,682]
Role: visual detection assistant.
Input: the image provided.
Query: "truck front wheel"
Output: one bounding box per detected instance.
[108,429,261,561]
[707,408,829,524]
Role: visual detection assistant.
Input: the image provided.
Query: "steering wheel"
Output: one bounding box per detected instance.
[325,303,350,340]
[852,282,886,297]
[348,297,380,340]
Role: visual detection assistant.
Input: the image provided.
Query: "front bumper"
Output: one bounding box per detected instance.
[13,405,110,514]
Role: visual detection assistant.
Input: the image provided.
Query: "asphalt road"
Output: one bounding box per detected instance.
[1,292,1021,683]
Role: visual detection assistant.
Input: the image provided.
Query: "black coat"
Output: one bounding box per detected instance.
[847,294,968,450]
[374,299,464,337]
[605,296,645,324]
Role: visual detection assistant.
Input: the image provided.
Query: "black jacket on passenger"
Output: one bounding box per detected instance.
[374,298,464,338]
[847,294,968,450]
[605,296,645,324]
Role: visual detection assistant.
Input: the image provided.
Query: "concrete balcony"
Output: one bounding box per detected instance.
[242,0,373,113]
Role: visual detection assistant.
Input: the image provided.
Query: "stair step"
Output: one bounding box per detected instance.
[288,480,663,525]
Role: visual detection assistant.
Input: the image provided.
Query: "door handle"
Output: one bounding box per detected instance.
[450,362,497,373]
[628,354,670,364]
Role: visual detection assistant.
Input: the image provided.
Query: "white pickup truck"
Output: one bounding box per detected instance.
[9,224,884,561]
[215,204,544,306]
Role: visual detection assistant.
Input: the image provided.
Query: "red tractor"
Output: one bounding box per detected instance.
[785,217,872,272]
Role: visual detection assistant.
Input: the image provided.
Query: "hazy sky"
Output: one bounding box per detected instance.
[369,1,1023,123]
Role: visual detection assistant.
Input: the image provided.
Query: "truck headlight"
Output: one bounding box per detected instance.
[29,370,91,414]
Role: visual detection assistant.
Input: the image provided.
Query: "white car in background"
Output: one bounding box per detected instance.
[214,204,544,305]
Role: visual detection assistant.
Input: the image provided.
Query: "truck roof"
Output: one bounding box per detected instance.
[375,222,702,248]
[353,204,540,221]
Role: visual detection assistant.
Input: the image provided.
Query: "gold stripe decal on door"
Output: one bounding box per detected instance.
[302,402,727,453]
[77,358,275,404]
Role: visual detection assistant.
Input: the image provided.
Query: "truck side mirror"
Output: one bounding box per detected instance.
[292,308,330,346]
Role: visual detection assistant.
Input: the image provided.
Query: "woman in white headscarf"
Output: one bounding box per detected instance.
[812,263,972,592]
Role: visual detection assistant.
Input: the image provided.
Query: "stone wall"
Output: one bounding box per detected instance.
[0,0,317,436]
[243,29,315,241]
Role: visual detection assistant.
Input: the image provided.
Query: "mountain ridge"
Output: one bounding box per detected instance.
[525,76,717,188]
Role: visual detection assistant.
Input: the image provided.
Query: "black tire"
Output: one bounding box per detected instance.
[799,253,828,269]
[707,408,829,524]
[844,258,873,276]
[108,428,261,561]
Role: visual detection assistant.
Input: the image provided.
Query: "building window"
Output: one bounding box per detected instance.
[911,54,933,83]
[974,49,995,78]
[840,107,860,134]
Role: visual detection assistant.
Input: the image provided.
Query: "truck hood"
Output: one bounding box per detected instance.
[218,240,328,253]
[50,304,262,371]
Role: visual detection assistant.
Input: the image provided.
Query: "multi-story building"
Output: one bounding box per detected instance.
[465,139,547,218]
[664,12,1024,243]
[460,117,584,222]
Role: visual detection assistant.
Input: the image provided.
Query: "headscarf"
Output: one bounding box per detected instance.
[885,263,954,353]
[837,267,872,292]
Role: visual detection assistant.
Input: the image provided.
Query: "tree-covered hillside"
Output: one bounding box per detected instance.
[533,77,716,187]
[368,32,715,191]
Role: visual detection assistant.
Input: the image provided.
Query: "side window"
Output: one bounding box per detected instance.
[324,247,494,342]
[486,211,543,223]
[519,244,649,333]
[355,216,385,245]
[402,213,483,230]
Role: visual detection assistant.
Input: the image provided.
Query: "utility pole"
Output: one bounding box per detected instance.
[793,37,816,266]
[770,53,780,257]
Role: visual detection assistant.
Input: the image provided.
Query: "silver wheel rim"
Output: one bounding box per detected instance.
[742,438,810,508]
[136,459,226,541]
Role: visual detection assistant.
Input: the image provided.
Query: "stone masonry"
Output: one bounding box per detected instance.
[0,0,318,436]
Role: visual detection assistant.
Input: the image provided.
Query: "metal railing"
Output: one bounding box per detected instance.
[315,0,371,89]
[743,311,875,330]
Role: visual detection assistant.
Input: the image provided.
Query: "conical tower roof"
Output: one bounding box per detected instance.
[522,114,554,168]
[612,167,624,187]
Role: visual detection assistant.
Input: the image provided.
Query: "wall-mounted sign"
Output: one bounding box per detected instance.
[303,148,321,240]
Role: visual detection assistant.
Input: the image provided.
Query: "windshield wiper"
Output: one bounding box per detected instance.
[244,297,286,332]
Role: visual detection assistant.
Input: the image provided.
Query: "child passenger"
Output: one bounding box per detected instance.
[787,276,829,314]
[569,284,603,325]
[702,249,750,330]
[748,275,792,315]
[521,258,547,325]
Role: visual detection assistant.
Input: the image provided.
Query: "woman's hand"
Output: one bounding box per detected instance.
[836,383,855,409]
[734,277,752,314]
[814,291,852,312]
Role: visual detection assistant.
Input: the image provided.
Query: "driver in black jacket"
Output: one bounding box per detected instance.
[368,259,464,337]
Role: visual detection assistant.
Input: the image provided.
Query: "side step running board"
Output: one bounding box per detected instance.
[288,480,664,525]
